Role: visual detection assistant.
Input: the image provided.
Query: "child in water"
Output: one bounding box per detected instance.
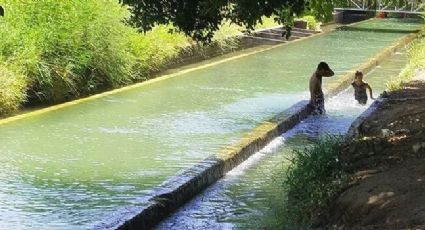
[351,71,374,105]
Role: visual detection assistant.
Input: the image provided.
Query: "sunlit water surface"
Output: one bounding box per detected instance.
[0,19,420,229]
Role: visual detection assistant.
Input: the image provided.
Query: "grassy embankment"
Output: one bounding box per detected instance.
[0,0,186,115]
[279,20,425,229]
[387,20,425,90]
[3,0,315,116]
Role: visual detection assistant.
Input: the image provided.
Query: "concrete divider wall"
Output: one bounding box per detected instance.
[324,33,417,98]
[106,30,419,230]
[346,97,386,138]
[102,101,312,230]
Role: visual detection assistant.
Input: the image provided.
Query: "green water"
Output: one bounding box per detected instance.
[156,50,408,229]
[0,19,421,229]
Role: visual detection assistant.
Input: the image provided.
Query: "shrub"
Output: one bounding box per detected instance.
[0,0,280,115]
[302,15,318,30]
[280,136,348,227]
[130,25,189,80]
[254,16,280,30]
[0,0,137,103]
[387,27,425,91]
[0,65,27,115]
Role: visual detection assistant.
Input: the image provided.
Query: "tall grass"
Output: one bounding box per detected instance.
[0,0,193,115]
[129,25,189,80]
[387,22,425,91]
[0,0,196,114]
[279,136,348,227]
[302,16,319,30]
[0,0,282,116]
[0,0,140,105]
[0,64,26,114]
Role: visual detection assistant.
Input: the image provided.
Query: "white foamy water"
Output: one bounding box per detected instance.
[227,136,285,177]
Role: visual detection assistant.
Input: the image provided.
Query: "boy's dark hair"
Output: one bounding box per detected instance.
[317,62,331,71]
[355,70,363,76]
[0,6,4,17]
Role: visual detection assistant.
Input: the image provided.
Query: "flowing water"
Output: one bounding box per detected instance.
[156,50,408,229]
[0,19,421,229]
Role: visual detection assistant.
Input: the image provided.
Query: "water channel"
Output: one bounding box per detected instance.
[0,19,421,229]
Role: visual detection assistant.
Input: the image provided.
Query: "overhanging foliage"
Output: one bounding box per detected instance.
[120,0,334,42]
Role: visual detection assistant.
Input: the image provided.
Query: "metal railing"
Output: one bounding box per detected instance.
[335,0,424,14]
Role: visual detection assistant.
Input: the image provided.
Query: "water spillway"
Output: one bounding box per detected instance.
[156,50,409,229]
[0,19,421,229]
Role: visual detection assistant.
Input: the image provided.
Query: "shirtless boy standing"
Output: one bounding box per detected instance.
[309,62,335,114]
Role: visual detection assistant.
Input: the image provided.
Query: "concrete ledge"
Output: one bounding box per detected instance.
[100,101,312,230]
[346,97,387,138]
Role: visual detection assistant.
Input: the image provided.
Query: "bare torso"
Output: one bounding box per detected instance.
[309,72,323,102]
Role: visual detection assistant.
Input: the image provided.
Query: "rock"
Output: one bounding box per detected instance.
[381,129,392,137]
[362,137,373,141]
[395,129,410,135]
[413,143,422,153]
[382,91,389,98]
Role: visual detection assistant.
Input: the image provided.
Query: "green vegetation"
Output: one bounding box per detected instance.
[0,1,264,116]
[279,136,349,227]
[0,0,139,111]
[0,0,326,116]
[0,65,26,115]
[301,16,319,30]
[121,0,336,41]
[303,0,335,23]
[129,25,189,80]
[387,26,425,91]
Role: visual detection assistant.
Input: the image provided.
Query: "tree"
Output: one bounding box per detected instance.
[120,0,335,42]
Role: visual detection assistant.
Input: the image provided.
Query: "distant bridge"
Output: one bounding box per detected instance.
[335,0,425,15]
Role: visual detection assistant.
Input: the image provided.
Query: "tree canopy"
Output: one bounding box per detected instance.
[120,0,336,42]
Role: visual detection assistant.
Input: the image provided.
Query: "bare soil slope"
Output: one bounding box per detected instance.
[319,75,425,230]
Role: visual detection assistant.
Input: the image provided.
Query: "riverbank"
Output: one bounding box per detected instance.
[314,71,425,229]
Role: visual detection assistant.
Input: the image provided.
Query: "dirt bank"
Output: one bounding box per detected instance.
[317,71,425,230]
